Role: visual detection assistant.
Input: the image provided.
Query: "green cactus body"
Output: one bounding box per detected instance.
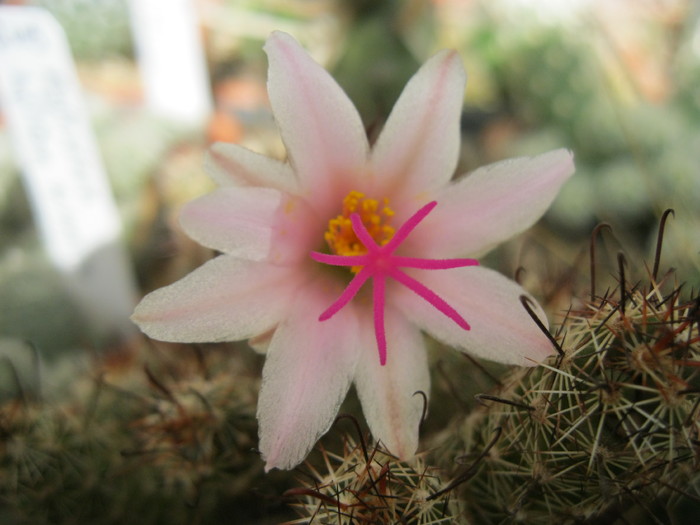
[443,287,699,524]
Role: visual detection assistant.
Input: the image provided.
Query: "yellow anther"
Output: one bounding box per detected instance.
[324,191,396,272]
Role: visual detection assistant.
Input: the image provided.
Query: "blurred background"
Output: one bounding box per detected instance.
[0,0,698,523]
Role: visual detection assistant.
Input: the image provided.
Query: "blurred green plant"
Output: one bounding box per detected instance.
[452,2,700,283]
[33,0,133,60]
[0,342,292,524]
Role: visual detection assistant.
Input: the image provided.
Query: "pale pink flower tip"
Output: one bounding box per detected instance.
[131,31,576,472]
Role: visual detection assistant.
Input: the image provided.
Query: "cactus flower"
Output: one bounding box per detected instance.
[132,32,575,471]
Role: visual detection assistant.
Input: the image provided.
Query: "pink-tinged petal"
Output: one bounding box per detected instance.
[205,142,298,193]
[180,187,281,260]
[370,50,466,198]
[393,266,554,366]
[132,256,301,343]
[249,328,274,354]
[181,187,321,265]
[264,32,368,208]
[411,149,575,257]
[258,281,361,471]
[271,195,325,265]
[354,307,429,460]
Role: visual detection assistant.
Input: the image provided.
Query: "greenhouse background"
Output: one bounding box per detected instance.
[0,0,698,523]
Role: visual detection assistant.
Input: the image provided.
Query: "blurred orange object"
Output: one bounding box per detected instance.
[207,109,244,143]
[206,75,269,143]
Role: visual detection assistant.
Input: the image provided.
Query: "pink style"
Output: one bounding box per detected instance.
[312,201,479,366]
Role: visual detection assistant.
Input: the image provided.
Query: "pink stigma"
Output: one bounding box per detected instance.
[311,201,479,366]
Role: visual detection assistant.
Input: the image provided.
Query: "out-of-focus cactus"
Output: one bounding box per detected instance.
[434,251,700,523]
[0,342,278,524]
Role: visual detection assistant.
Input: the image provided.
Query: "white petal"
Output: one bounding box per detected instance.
[248,329,273,354]
[205,142,298,193]
[410,149,575,257]
[179,187,281,260]
[179,187,319,264]
[354,307,429,460]
[264,31,369,210]
[370,50,466,198]
[257,279,361,471]
[132,257,301,343]
[393,266,554,366]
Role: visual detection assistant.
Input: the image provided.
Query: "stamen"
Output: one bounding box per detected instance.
[311,201,479,365]
[323,191,395,272]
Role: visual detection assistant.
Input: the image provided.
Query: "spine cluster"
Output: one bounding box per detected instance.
[286,429,460,524]
[442,283,699,523]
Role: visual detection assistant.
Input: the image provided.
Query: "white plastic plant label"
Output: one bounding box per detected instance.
[0,6,122,271]
[0,6,137,343]
[127,0,212,124]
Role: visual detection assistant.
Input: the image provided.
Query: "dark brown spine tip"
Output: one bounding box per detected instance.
[334,413,369,464]
[428,426,502,500]
[618,251,627,315]
[413,390,429,425]
[520,295,564,356]
[475,393,534,411]
[652,208,675,284]
[590,223,612,302]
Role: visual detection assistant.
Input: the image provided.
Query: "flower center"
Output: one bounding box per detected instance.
[311,201,480,366]
[324,191,395,272]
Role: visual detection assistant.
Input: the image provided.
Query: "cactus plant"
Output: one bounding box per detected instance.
[286,425,461,524]
[433,225,700,524]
